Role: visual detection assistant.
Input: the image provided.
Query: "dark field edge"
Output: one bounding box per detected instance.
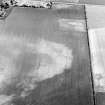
[84,5,96,105]
[0,1,86,20]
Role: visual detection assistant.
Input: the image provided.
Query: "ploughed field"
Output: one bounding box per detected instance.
[0,6,93,105]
